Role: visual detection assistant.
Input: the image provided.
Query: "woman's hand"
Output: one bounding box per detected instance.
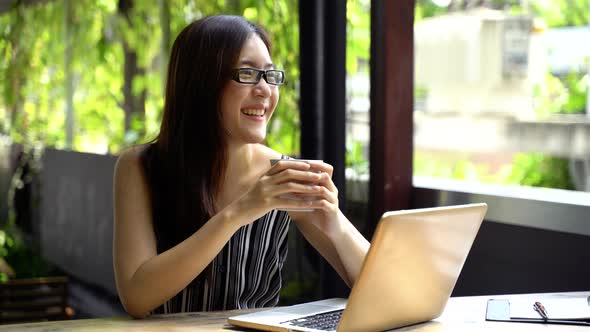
[293,161,344,239]
[233,160,324,224]
[271,160,370,287]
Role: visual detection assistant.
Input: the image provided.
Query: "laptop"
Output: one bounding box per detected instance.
[228,203,487,332]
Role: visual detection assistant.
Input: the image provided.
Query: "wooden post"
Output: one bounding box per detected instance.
[368,1,415,237]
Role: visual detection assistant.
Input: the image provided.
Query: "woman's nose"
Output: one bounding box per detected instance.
[253,77,272,97]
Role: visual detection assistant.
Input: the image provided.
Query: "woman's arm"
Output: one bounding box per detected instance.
[113,149,243,318]
[113,150,322,318]
[291,210,369,287]
[289,162,370,287]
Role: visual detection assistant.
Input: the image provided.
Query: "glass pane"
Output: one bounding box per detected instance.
[345,0,371,236]
[345,0,371,180]
[414,2,590,192]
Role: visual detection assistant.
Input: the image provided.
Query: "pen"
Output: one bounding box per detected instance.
[533,301,548,320]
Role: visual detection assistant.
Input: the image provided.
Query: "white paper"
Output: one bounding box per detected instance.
[510,298,590,320]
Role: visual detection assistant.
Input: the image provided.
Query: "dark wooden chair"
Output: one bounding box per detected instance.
[0,276,74,324]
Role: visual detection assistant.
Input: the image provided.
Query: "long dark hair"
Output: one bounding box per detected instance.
[141,15,272,254]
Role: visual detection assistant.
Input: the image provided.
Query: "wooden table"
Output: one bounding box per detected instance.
[1,292,588,331]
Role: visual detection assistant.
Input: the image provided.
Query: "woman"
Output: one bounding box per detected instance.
[113,15,369,318]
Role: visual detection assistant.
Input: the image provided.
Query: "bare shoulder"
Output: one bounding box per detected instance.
[114,145,147,179]
[113,145,151,211]
[254,144,283,163]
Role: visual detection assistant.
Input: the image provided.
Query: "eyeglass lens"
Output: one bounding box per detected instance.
[237,68,284,85]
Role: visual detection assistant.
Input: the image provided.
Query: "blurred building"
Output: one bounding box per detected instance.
[346,8,590,191]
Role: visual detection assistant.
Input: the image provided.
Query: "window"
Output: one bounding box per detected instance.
[414,2,590,193]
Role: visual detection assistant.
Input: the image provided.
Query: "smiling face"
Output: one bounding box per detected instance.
[219,34,280,145]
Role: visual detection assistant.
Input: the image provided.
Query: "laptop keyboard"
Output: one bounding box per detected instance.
[283,309,344,331]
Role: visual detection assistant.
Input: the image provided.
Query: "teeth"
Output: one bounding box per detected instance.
[241,109,265,116]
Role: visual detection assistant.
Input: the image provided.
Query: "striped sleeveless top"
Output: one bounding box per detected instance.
[152,209,291,313]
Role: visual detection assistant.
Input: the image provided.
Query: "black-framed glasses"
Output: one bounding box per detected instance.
[231,68,285,86]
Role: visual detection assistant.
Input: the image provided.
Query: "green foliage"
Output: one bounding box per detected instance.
[530,0,589,28]
[0,229,11,282]
[0,1,66,147]
[532,73,569,117]
[562,72,588,114]
[345,139,368,176]
[0,0,301,156]
[343,0,370,176]
[0,225,58,281]
[533,72,587,117]
[414,151,484,181]
[0,143,57,282]
[414,0,590,25]
[505,153,574,190]
[415,0,448,22]
[414,0,590,28]
[346,0,370,75]
[414,150,575,191]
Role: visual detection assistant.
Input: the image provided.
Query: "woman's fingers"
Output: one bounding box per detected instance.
[260,160,340,212]
[271,181,322,196]
[316,185,338,203]
[269,168,323,185]
[306,173,339,212]
[267,162,338,198]
[306,161,333,176]
[275,186,338,211]
[267,160,311,176]
[317,172,338,193]
[274,197,315,210]
[269,188,338,212]
[308,199,334,211]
